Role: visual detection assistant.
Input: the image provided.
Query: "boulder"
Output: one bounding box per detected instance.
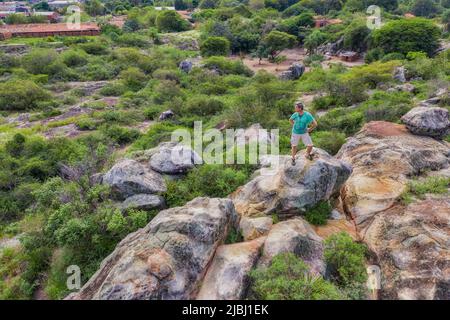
[179,60,193,73]
[239,216,273,241]
[401,106,449,139]
[387,83,416,93]
[279,63,305,81]
[393,66,406,83]
[234,123,275,147]
[158,109,175,121]
[196,237,266,300]
[121,194,165,211]
[149,142,202,174]
[337,121,450,299]
[258,218,325,275]
[103,159,166,200]
[338,121,449,227]
[66,197,238,300]
[231,149,352,217]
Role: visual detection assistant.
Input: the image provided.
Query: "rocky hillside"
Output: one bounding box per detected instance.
[67,106,449,300]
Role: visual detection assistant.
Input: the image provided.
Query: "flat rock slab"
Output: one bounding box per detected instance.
[196,237,266,300]
[239,216,273,241]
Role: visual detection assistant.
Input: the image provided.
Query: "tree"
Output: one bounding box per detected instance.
[261,30,297,60]
[200,36,231,57]
[174,0,188,10]
[84,0,105,17]
[304,29,327,55]
[32,1,51,11]
[155,10,189,32]
[411,0,439,17]
[371,18,440,57]
[343,20,370,52]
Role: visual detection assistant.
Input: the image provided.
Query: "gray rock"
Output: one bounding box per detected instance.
[279,63,305,81]
[0,235,22,251]
[103,159,166,200]
[231,149,352,217]
[393,66,406,83]
[196,237,266,300]
[149,142,202,174]
[158,109,175,121]
[239,216,273,241]
[330,209,342,220]
[387,83,416,93]
[66,197,238,300]
[401,107,449,139]
[179,60,193,73]
[121,194,165,211]
[258,218,325,275]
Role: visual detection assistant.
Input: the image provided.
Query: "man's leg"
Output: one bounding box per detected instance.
[291,145,297,159]
[302,134,314,159]
[290,134,299,165]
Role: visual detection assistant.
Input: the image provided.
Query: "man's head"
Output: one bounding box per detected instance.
[295,102,304,113]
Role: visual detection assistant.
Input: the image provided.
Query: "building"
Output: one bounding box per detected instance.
[48,0,80,10]
[314,16,342,28]
[32,11,61,22]
[0,22,100,39]
[339,51,359,62]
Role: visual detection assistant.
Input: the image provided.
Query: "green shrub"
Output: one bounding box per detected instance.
[131,123,183,150]
[60,49,88,67]
[249,253,345,300]
[184,96,225,116]
[203,56,253,76]
[102,125,140,145]
[324,232,367,298]
[311,130,346,155]
[78,41,110,55]
[155,10,190,32]
[0,80,51,111]
[119,67,147,91]
[371,18,440,57]
[164,164,249,207]
[75,118,97,131]
[304,200,331,225]
[200,36,231,57]
[402,176,450,203]
[21,48,58,75]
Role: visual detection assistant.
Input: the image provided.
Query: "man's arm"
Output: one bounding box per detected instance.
[307,119,317,133]
[289,118,294,126]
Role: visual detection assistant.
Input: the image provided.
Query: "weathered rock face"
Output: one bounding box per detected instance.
[67,197,237,300]
[338,121,449,227]
[337,121,450,299]
[364,197,450,300]
[231,149,352,217]
[258,218,325,275]
[239,216,273,241]
[121,194,165,211]
[158,109,175,121]
[103,159,166,200]
[148,142,202,174]
[196,237,266,300]
[279,63,305,80]
[401,106,449,139]
[393,66,407,83]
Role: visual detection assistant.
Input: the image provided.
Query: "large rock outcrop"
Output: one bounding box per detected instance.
[337,121,449,227]
[67,197,237,300]
[401,106,449,139]
[196,237,266,300]
[231,149,352,217]
[103,159,166,200]
[338,121,450,299]
[146,142,202,175]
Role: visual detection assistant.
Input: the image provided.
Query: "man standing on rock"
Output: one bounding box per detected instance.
[289,102,317,165]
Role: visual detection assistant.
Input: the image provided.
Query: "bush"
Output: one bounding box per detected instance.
[119,67,147,91]
[164,165,249,207]
[203,56,253,76]
[304,200,331,225]
[324,232,367,298]
[102,125,140,145]
[249,253,344,300]
[21,48,58,75]
[155,10,189,32]
[311,131,346,155]
[184,96,225,116]
[200,36,231,57]
[60,49,88,67]
[0,80,51,111]
[402,176,450,203]
[371,18,440,57]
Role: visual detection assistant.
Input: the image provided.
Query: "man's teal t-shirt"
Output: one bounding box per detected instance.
[290,111,314,134]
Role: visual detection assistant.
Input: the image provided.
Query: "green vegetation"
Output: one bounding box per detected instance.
[304,200,332,225]
[0,0,448,300]
[324,232,368,299]
[249,253,345,300]
[402,176,450,203]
